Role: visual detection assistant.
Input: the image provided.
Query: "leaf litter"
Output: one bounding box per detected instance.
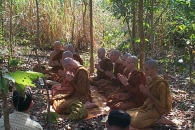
[0,46,195,130]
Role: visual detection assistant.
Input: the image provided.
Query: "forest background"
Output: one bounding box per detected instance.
[0,0,195,129]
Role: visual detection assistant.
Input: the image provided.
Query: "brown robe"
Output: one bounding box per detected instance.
[90,58,113,85]
[107,70,146,110]
[52,66,92,115]
[51,50,64,72]
[96,62,124,96]
[126,77,172,129]
[51,78,73,96]
[73,54,83,65]
[43,50,64,82]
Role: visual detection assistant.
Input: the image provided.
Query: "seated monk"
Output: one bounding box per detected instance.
[64,44,83,65]
[52,58,92,114]
[50,51,74,96]
[90,47,113,85]
[43,41,64,81]
[107,56,147,110]
[121,53,132,77]
[127,59,173,129]
[95,50,125,96]
[107,53,132,95]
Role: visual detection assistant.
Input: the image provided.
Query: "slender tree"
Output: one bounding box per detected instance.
[138,0,145,71]
[89,0,94,73]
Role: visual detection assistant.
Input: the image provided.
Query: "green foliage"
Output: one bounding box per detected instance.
[44,112,58,123]
[9,59,19,66]
[3,71,44,92]
[0,77,9,94]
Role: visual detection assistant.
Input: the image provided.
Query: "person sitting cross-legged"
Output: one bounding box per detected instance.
[90,47,113,85]
[0,90,43,130]
[127,59,174,129]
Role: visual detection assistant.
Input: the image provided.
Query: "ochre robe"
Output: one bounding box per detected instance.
[43,50,64,82]
[73,54,83,65]
[126,77,172,129]
[107,70,146,110]
[90,58,113,85]
[51,78,73,96]
[52,66,92,115]
[51,50,64,72]
[96,62,124,96]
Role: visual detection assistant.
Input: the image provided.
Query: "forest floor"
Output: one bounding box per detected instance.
[0,46,195,130]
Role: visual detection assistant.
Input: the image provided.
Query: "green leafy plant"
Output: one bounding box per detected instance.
[1,70,44,93]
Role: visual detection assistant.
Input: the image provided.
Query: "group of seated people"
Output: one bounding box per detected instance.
[0,41,175,129]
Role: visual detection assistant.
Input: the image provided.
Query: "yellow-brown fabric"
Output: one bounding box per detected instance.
[73,54,83,65]
[43,50,64,82]
[107,70,146,110]
[96,62,124,95]
[126,77,172,129]
[53,66,92,115]
[51,78,73,96]
[90,58,113,86]
[96,58,113,81]
[51,50,64,72]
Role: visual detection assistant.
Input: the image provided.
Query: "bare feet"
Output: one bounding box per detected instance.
[84,101,98,109]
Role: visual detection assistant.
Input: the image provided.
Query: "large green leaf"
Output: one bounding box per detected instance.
[7,71,44,92]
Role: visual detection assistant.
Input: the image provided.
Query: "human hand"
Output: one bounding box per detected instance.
[52,60,60,66]
[117,73,128,85]
[66,74,74,81]
[105,71,113,78]
[139,84,150,95]
[95,63,101,70]
[58,70,66,77]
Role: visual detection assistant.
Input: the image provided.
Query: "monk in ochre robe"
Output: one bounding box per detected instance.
[64,44,83,65]
[50,51,74,96]
[43,41,64,82]
[95,50,124,96]
[52,58,92,115]
[47,41,64,73]
[107,56,146,110]
[127,59,173,129]
[90,48,113,85]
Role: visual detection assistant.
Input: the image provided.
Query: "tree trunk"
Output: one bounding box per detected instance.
[132,4,136,55]
[9,0,13,57]
[138,0,145,71]
[150,0,154,58]
[35,0,51,129]
[70,0,75,44]
[0,71,10,130]
[82,0,87,48]
[89,0,94,73]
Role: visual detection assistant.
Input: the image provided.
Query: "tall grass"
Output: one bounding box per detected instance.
[2,0,126,52]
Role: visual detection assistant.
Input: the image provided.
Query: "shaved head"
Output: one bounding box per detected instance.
[98,48,106,53]
[97,47,106,59]
[128,56,138,64]
[110,50,121,62]
[53,41,62,51]
[54,41,61,46]
[64,44,74,53]
[123,53,131,58]
[111,50,120,57]
[145,59,157,69]
[62,57,73,67]
[62,51,73,59]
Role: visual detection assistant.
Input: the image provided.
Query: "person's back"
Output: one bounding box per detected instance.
[106,110,131,130]
[0,90,43,130]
